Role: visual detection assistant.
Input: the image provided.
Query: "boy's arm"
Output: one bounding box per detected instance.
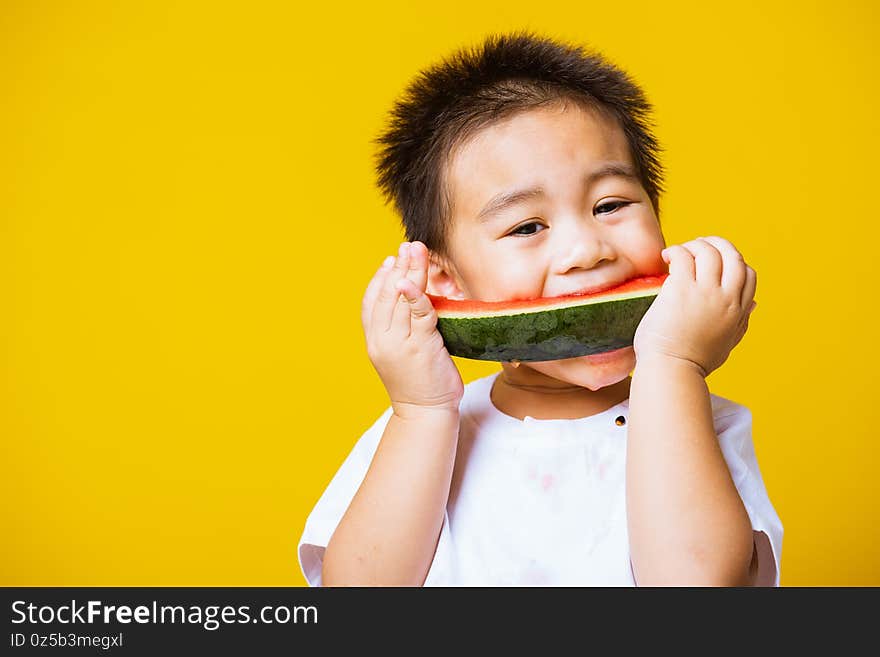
[626,354,757,586]
[321,407,460,586]
[330,240,464,586]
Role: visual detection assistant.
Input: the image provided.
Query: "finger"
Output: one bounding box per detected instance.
[390,281,413,337]
[740,265,757,308]
[682,237,723,287]
[373,242,412,333]
[661,244,696,281]
[736,300,755,335]
[407,240,429,294]
[397,277,439,337]
[732,317,749,349]
[385,242,414,332]
[740,311,752,339]
[697,236,746,296]
[362,255,396,330]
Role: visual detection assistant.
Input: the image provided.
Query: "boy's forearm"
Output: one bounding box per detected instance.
[626,355,755,586]
[322,408,460,586]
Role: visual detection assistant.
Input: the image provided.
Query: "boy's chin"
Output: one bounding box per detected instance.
[527,346,636,391]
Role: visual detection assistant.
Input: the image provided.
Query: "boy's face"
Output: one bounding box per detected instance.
[427,101,668,391]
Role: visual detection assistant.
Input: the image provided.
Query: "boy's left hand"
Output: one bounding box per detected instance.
[633,236,757,378]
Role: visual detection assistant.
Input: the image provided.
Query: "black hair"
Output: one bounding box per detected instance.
[372,29,665,261]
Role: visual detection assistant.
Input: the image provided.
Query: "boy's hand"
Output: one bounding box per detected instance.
[633,236,757,378]
[361,241,465,418]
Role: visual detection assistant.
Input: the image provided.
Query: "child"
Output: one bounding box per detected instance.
[297,30,782,586]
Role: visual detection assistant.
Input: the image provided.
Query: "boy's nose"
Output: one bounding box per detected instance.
[553,227,615,274]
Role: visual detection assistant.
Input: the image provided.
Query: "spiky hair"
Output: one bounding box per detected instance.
[372,30,665,260]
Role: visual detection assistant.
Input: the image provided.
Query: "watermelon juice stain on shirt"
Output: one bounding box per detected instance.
[297,371,783,586]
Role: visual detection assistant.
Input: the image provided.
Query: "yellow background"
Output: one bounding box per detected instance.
[2,1,877,586]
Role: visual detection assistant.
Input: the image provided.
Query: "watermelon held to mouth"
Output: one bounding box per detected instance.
[426,274,668,363]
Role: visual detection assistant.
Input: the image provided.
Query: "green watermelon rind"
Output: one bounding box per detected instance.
[436,294,656,362]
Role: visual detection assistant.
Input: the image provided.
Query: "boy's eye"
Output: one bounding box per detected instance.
[509,221,546,237]
[595,200,630,215]
[508,202,631,236]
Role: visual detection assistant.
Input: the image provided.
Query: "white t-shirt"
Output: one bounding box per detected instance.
[297,371,783,586]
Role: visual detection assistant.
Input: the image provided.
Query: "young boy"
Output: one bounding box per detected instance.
[297,31,782,586]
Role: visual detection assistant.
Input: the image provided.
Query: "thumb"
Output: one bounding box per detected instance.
[395,278,438,328]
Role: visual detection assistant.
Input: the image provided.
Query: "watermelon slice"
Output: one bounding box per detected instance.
[426,274,668,362]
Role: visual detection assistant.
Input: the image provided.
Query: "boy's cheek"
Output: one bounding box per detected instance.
[635,240,669,275]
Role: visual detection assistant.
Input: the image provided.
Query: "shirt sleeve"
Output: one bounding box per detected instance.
[714,400,784,586]
[296,405,393,586]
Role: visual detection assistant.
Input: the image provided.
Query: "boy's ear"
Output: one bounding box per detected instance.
[426,251,466,299]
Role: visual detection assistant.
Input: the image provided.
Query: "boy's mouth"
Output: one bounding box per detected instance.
[555,277,632,299]
[554,270,668,299]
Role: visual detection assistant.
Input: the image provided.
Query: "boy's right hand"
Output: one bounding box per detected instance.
[361,241,464,419]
